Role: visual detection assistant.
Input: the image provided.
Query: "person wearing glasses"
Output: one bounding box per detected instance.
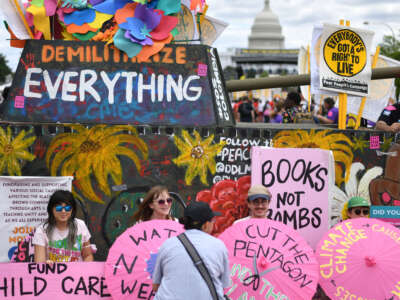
[132,185,176,223]
[234,185,272,224]
[346,196,370,219]
[33,190,94,263]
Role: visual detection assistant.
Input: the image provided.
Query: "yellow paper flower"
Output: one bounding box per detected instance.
[173,130,226,186]
[46,125,148,203]
[0,127,36,176]
[273,130,354,186]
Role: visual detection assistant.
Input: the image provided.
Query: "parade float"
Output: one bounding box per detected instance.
[0,1,399,299]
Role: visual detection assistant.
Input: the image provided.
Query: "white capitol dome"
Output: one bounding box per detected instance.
[248,0,285,49]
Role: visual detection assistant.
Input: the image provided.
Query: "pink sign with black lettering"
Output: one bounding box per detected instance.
[251,147,334,248]
[0,262,111,299]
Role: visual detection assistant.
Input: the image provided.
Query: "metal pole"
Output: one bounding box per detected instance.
[226,66,400,92]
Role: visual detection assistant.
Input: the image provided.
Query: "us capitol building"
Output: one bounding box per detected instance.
[219,0,298,77]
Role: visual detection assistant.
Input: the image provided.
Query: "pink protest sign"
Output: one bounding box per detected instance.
[0,262,112,299]
[369,135,380,149]
[251,147,334,248]
[197,63,208,76]
[14,96,25,108]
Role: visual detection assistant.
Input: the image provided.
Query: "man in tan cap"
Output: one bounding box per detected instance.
[234,184,272,224]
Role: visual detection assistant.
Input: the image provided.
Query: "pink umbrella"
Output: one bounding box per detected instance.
[219,218,319,299]
[316,217,400,300]
[104,220,184,300]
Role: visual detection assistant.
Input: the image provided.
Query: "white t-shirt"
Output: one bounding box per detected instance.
[233,216,251,224]
[32,218,91,262]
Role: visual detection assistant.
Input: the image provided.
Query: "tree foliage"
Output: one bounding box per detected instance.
[0,53,12,84]
[379,33,400,100]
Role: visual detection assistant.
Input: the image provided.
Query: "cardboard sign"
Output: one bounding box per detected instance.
[0,176,73,262]
[0,262,111,299]
[251,148,334,248]
[320,24,374,97]
[3,40,234,127]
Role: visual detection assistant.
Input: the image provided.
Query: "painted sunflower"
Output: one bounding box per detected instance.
[173,130,226,186]
[46,125,148,203]
[0,127,36,176]
[273,129,354,186]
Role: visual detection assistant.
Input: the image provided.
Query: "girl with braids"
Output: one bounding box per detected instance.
[131,185,176,224]
[33,190,93,263]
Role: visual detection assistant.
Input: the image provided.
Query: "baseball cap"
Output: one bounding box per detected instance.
[184,201,221,224]
[247,185,271,202]
[348,196,370,209]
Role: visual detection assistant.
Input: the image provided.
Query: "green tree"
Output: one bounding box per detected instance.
[379,33,400,100]
[223,66,237,81]
[0,53,12,84]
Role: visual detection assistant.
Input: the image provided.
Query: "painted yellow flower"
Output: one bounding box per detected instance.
[173,130,226,186]
[0,127,36,176]
[352,135,369,153]
[273,130,354,186]
[46,125,148,203]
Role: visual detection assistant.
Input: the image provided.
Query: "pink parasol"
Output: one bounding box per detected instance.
[104,220,184,300]
[316,217,400,300]
[219,218,319,299]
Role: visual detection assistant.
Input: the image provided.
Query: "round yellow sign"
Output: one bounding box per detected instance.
[323,29,367,77]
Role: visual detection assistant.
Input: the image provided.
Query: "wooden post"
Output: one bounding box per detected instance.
[355,46,381,129]
[338,19,349,130]
[307,45,311,112]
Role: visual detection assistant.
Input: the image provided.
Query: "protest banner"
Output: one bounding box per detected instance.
[370,205,400,228]
[0,176,73,262]
[346,55,399,122]
[3,40,234,127]
[319,23,374,97]
[0,262,111,299]
[251,147,334,248]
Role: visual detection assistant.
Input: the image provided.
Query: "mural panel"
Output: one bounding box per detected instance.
[0,124,396,260]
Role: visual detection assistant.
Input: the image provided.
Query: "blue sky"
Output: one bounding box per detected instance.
[1,0,399,71]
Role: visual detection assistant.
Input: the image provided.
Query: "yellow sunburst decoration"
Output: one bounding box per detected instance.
[0,127,36,175]
[173,130,226,186]
[46,125,148,204]
[273,130,354,186]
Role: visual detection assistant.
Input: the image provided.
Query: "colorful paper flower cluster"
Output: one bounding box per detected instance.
[23,0,187,60]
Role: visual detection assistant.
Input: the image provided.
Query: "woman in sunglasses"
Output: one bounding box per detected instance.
[33,190,94,263]
[346,196,371,219]
[132,185,176,223]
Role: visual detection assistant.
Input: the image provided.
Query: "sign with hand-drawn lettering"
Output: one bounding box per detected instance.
[251,148,334,248]
[219,219,319,299]
[104,220,184,300]
[0,176,73,262]
[0,262,111,299]
[316,218,400,300]
[320,24,374,97]
[3,40,234,126]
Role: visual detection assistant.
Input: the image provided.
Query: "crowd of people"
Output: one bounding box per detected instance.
[31,187,372,299]
[232,92,339,125]
[232,91,400,131]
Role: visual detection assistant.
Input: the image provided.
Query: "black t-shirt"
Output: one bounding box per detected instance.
[238,102,254,122]
[377,103,400,126]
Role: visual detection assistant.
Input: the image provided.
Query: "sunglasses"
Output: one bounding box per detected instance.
[353,208,369,216]
[155,198,173,205]
[250,198,270,204]
[55,205,72,212]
